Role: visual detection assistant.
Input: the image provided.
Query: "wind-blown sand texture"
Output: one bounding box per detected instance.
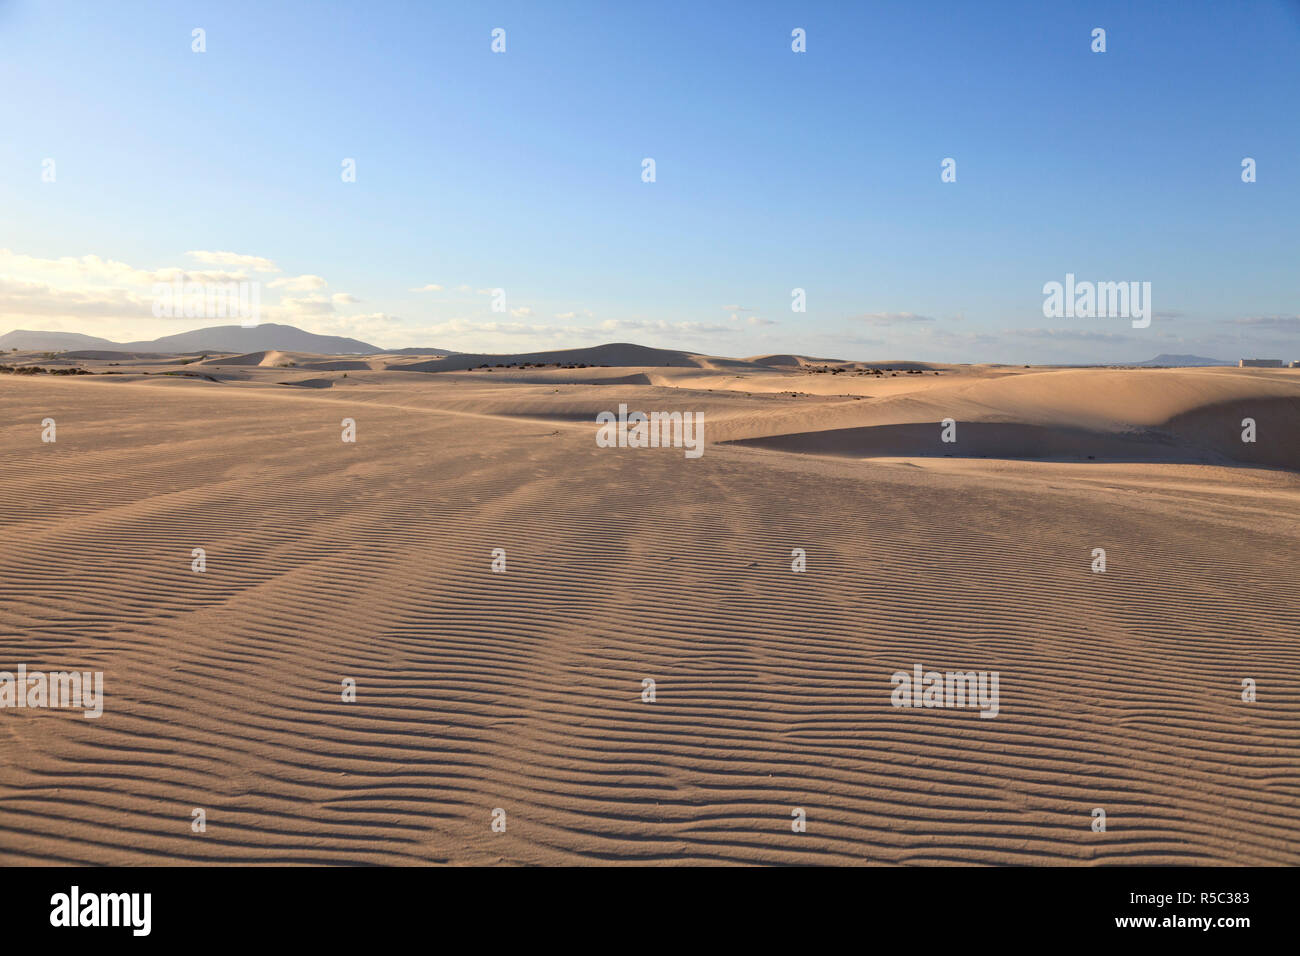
[2,346,1298,864]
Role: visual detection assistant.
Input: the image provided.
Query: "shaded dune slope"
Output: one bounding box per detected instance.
[724,368,1300,470]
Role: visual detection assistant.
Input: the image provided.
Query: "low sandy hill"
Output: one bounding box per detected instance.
[420,364,771,391]
[747,356,949,370]
[292,359,379,371]
[848,360,944,371]
[326,377,814,425]
[62,350,195,362]
[277,376,335,389]
[199,350,284,367]
[272,355,389,372]
[389,342,714,372]
[723,366,1300,470]
[196,349,370,369]
[1,350,94,367]
[935,366,1300,428]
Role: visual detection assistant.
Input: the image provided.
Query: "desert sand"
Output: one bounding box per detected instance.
[1,344,1298,864]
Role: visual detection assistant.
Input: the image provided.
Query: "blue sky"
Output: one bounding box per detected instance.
[1,0,1297,362]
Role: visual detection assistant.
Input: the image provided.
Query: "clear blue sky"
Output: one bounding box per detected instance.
[1,0,1297,362]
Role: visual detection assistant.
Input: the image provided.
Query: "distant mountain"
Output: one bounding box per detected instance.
[119,323,382,354]
[0,330,118,350]
[1130,354,1232,367]
[0,324,458,355]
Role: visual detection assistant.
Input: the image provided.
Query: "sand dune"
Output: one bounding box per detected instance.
[63,350,194,362]
[1,352,1298,865]
[720,367,1300,470]
[198,350,292,367]
[389,342,711,373]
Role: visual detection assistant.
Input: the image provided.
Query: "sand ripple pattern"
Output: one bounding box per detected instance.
[1,379,1298,864]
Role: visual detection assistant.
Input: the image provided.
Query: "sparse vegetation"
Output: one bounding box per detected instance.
[0,364,91,375]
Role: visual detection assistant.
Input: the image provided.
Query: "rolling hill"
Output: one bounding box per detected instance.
[0,324,458,355]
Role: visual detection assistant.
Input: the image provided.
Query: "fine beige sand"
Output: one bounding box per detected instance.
[1,346,1298,865]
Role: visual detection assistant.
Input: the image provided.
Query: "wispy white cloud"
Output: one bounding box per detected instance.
[1229,315,1300,329]
[601,318,736,335]
[851,312,935,326]
[268,274,327,291]
[1014,327,1132,341]
[186,250,280,273]
[0,248,379,340]
[0,275,150,321]
[1,249,175,287]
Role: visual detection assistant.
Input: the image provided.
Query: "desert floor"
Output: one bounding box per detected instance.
[1,347,1298,864]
